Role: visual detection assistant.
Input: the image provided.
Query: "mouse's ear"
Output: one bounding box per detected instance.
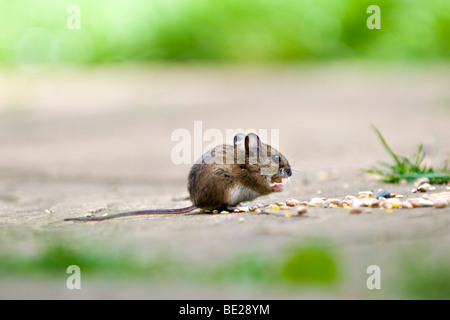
[233,133,246,146]
[245,133,260,157]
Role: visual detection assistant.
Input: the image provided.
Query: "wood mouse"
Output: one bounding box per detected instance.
[64,133,292,221]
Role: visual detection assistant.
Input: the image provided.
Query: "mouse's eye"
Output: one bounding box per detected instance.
[271,154,281,163]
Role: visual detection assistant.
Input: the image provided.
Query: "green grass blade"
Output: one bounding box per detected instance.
[441,160,449,172]
[396,172,450,181]
[376,161,396,170]
[372,124,402,166]
[365,126,449,184]
[415,144,423,166]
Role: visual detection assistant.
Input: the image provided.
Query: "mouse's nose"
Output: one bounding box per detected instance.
[285,167,292,177]
[278,166,292,178]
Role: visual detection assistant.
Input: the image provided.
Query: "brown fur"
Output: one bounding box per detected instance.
[188,138,291,210]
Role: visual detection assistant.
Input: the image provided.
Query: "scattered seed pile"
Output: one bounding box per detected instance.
[229,178,450,217]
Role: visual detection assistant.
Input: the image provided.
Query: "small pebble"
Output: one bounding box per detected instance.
[415,177,430,186]
[297,206,307,215]
[434,200,447,209]
[358,191,373,197]
[369,199,380,208]
[382,201,393,209]
[402,201,413,209]
[386,198,402,208]
[417,183,431,192]
[418,199,433,207]
[352,199,362,207]
[407,198,420,208]
[308,198,325,207]
[376,189,391,199]
[286,199,300,206]
[341,201,351,208]
[326,198,341,206]
[349,207,362,214]
[361,198,379,207]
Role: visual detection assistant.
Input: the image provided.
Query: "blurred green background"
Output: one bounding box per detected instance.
[1,0,450,300]
[1,0,449,67]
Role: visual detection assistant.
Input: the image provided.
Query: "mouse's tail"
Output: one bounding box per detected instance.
[64,205,197,222]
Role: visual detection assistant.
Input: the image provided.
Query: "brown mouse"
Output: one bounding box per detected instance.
[64,133,292,221]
